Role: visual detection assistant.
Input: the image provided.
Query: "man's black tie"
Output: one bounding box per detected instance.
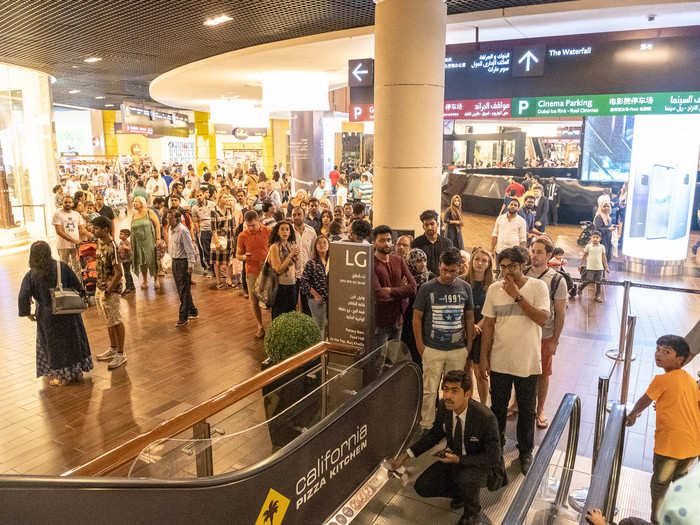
[453,417,463,457]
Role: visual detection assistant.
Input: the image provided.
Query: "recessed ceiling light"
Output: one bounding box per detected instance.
[68,89,81,94]
[95,96,105,99]
[104,104,115,107]
[204,14,232,26]
[71,65,79,69]
[84,57,102,63]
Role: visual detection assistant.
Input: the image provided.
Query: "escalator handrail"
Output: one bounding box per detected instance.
[501,393,581,525]
[0,361,422,490]
[60,341,358,477]
[579,402,626,524]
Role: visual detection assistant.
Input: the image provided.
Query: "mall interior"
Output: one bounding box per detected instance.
[1,1,700,524]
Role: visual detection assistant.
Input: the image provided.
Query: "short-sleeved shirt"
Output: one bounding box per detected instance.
[492,214,527,253]
[525,267,568,339]
[413,278,474,351]
[96,239,122,293]
[191,200,215,231]
[237,225,271,275]
[645,369,700,459]
[482,277,550,377]
[411,235,454,276]
[52,209,85,250]
[584,243,606,270]
[358,182,373,206]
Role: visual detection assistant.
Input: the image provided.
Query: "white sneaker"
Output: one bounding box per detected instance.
[107,353,127,370]
[96,348,117,361]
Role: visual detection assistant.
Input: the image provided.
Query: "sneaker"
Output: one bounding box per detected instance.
[188,313,199,319]
[216,282,227,289]
[519,454,533,475]
[176,319,189,328]
[107,353,127,370]
[96,348,117,361]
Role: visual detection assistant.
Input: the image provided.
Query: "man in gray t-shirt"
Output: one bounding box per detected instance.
[191,191,215,275]
[526,238,567,429]
[413,248,474,429]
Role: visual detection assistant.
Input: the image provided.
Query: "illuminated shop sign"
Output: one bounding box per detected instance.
[124,124,154,136]
[350,99,512,122]
[513,92,700,118]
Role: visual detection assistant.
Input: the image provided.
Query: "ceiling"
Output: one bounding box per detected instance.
[0,0,569,110]
[150,0,700,111]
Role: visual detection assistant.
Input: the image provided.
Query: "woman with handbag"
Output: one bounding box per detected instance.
[300,236,330,337]
[268,220,301,319]
[18,241,93,386]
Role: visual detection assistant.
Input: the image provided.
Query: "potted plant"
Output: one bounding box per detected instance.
[261,312,322,448]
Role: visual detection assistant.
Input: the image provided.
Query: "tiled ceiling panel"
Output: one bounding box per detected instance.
[0,0,567,109]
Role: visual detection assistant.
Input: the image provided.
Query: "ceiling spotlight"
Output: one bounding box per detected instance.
[71,65,79,69]
[68,89,81,94]
[95,96,105,99]
[204,14,232,26]
[84,57,102,63]
[640,42,654,51]
[104,104,115,107]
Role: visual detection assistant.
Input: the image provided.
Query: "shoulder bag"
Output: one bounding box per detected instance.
[51,260,87,315]
[254,250,279,308]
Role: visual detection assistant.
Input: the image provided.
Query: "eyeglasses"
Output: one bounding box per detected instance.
[499,262,520,271]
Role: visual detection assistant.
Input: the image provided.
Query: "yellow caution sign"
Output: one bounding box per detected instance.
[254,488,290,525]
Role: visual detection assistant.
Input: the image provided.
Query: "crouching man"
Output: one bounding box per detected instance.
[390,370,507,525]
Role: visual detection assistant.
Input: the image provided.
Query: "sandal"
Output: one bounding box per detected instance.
[255,327,265,339]
[154,279,161,290]
[140,282,148,290]
[537,415,549,428]
[48,377,65,387]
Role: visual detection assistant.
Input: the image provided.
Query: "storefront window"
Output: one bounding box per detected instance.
[0,63,57,249]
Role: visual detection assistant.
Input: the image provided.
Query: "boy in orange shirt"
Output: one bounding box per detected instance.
[626,335,700,524]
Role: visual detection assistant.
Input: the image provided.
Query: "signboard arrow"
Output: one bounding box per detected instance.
[518,50,539,72]
[352,63,369,82]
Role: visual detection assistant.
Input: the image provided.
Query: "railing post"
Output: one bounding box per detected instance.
[606,280,635,362]
[620,316,637,406]
[321,352,328,418]
[192,420,213,477]
[593,376,609,468]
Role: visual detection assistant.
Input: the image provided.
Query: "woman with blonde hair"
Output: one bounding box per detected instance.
[443,194,464,250]
[131,196,161,290]
[464,247,494,403]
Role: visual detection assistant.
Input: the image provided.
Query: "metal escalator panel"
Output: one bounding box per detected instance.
[502,393,581,525]
[0,361,422,525]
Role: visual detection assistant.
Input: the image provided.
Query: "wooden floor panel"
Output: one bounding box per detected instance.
[1,214,698,476]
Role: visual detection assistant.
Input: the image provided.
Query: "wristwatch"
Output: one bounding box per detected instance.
[514,294,524,303]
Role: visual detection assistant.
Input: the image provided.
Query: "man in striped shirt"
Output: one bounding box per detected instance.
[357,174,373,211]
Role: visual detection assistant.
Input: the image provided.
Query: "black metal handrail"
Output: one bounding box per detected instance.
[501,393,581,525]
[579,402,627,524]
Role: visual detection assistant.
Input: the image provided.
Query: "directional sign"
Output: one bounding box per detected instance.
[512,44,545,77]
[348,58,374,88]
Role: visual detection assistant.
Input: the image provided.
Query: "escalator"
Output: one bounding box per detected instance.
[1,340,632,525]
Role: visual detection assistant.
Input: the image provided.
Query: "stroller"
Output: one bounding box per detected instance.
[78,241,98,299]
[576,220,594,246]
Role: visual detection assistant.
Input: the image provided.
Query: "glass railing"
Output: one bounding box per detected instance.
[127,341,413,479]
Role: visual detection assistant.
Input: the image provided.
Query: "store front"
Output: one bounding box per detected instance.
[0,63,57,249]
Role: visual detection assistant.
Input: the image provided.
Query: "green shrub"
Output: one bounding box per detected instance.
[264,311,321,364]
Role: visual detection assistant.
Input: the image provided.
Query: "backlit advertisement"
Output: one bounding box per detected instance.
[622,115,700,260]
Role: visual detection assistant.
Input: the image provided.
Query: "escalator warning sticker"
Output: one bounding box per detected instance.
[254,488,290,525]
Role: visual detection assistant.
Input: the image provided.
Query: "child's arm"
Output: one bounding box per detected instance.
[578,250,588,272]
[626,394,652,426]
[602,251,609,273]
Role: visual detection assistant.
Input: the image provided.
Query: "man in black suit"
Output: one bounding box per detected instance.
[533,185,550,233]
[390,370,506,525]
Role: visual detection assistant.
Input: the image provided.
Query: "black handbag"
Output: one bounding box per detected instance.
[50,260,87,315]
[254,252,279,308]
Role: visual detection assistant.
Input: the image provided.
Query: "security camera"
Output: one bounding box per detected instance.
[647,14,656,22]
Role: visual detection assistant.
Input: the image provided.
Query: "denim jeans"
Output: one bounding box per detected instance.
[308,298,327,338]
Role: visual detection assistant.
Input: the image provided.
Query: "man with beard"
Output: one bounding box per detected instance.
[491,198,527,259]
[412,209,453,275]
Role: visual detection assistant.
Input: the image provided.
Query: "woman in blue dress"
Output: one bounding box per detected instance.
[18,241,93,386]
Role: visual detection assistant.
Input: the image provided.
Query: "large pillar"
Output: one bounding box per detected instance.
[373,0,446,232]
[290,111,324,194]
[194,111,217,173]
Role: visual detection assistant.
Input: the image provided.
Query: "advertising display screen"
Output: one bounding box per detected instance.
[579,116,635,182]
[622,115,700,260]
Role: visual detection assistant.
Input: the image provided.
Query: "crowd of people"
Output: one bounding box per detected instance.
[20,161,699,525]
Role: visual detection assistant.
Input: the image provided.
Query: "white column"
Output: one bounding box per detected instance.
[372,0,446,232]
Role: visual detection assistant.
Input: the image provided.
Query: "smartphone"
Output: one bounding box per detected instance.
[628,171,649,238]
[645,164,673,240]
[668,172,691,240]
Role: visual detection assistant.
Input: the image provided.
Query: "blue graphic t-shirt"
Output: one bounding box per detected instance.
[414,278,474,351]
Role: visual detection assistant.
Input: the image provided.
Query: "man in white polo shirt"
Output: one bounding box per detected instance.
[479,246,550,475]
[491,198,527,258]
